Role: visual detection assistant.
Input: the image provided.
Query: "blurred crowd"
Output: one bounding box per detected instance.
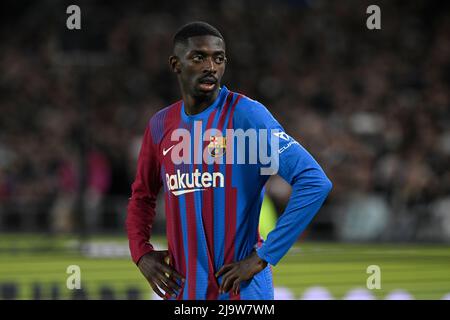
[0,0,449,240]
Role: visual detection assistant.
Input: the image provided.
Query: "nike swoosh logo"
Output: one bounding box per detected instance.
[172,189,205,196]
[163,145,175,156]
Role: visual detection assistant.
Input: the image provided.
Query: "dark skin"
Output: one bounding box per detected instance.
[138,35,268,299]
[215,250,268,295]
[169,35,226,115]
[137,250,184,299]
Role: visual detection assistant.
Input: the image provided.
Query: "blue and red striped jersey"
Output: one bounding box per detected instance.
[126,86,332,300]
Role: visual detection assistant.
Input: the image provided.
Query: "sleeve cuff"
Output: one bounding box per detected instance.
[256,246,278,266]
[131,243,154,265]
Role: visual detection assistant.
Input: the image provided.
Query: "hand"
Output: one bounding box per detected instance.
[137,250,185,299]
[215,250,268,295]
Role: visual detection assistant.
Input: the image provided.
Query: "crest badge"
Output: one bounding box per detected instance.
[208,135,226,157]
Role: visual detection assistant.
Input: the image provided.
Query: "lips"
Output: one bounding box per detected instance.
[199,76,217,84]
[198,76,217,91]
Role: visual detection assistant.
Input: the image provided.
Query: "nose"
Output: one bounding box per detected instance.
[204,57,216,73]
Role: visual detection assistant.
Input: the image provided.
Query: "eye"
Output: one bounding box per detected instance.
[192,55,204,62]
[215,56,225,64]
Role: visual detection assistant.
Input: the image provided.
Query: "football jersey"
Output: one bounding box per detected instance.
[126,86,332,300]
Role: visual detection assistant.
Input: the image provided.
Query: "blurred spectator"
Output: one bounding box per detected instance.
[0,0,448,240]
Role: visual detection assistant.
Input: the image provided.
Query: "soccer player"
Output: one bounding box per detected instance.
[126,21,332,300]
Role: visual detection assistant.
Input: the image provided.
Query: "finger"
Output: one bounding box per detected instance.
[155,277,176,298]
[159,264,185,283]
[218,266,233,292]
[232,278,240,295]
[149,281,165,299]
[158,277,177,297]
[158,250,170,264]
[162,273,182,291]
[220,272,237,293]
[215,264,233,278]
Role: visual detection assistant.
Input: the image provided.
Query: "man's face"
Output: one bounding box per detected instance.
[171,35,226,98]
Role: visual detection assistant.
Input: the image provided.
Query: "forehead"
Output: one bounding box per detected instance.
[181,35,225,54]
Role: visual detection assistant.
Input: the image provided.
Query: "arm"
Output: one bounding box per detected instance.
[247,102,332,266]
[218,101,332,294]
[256,137,332,266]
[126,125,161,264]
[217,139,332,294]
[126,125,184,299]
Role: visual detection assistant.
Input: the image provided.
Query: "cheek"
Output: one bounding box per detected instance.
[180,70,197,84]
[217,66,226,77]
[183,67,201,81]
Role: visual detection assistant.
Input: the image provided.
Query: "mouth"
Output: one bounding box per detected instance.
[198,77,217,91]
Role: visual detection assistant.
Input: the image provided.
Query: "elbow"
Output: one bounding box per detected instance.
[320,176,333,197]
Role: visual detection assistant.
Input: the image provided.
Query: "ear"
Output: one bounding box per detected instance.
[169,55,181,74]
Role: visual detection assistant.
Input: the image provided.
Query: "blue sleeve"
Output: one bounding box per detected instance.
[241,100,332,266]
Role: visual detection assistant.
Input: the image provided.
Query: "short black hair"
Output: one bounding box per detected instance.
[173,21,224,46]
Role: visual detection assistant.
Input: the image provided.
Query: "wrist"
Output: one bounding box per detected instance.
[253,251,268,269]
[137,250,154,267]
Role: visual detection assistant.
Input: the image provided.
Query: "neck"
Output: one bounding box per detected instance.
[181,85,220,116]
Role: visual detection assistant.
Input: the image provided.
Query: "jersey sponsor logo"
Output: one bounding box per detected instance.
[273,131,290,141]
[279,140,299,154]
[165,169,224,196]
[273,131,299,154]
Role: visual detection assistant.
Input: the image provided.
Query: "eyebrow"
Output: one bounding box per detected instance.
[188,49,225,55]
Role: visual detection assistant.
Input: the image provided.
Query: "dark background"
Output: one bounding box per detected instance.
[0,0,449,243]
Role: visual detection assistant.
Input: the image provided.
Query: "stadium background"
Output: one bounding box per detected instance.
[0,0,449,299]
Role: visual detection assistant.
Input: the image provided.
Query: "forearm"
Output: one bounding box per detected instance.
[126,125,161,265]
[257,167,332,266]
[126,194,157,264]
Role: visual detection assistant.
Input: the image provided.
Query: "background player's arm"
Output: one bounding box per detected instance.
[126,125,184,299]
